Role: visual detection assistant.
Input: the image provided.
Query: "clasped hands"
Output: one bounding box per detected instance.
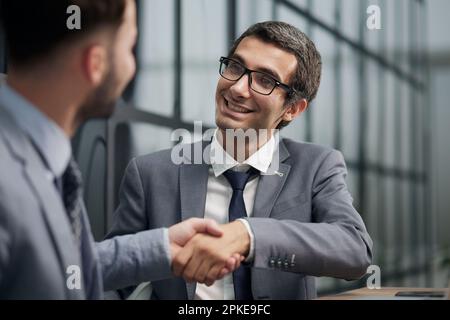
[168,218,250,286]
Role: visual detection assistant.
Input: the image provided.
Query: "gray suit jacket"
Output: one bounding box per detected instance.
[107,139,373,300]
[0,103,172,299]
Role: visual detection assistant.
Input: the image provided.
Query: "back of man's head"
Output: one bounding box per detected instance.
[0,0,127,69]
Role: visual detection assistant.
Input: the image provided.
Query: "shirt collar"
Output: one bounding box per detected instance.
[0,83,71,178]
[210,129,276,177]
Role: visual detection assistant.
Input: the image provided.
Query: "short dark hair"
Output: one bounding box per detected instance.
[0,0,127,67]
[228,21,322,129]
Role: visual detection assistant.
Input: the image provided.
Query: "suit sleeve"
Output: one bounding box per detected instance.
[0,201,11,288]
[247,150,373,279]
[96,158,172,291]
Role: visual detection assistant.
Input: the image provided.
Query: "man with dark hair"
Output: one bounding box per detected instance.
[227,21,322,129]
[0,0,240,299]
[109,21,373,300]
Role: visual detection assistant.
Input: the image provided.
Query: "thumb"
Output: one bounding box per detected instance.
[204,219,223,237]
[189,218,223,237]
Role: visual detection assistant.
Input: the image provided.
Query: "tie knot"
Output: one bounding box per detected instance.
[223,167,258,191]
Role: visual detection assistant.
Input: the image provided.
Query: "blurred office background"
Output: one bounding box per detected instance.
[1,0,449,295]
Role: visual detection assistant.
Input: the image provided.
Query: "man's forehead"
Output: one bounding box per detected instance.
[232,36,298,82]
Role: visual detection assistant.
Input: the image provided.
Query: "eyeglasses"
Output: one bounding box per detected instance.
[219,56,293,96]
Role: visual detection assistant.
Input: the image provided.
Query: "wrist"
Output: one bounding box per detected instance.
[230,220,250,256]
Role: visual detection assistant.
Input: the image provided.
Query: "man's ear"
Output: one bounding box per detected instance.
[282,98,308,122]
[82,45,108,87]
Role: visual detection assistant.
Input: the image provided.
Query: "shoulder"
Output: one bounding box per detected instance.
[127,141,205,180]
[281,138,342,162]
[0,153,27,244]
[0,131,21,180]
[133,140,206,169]
[135,147,175,167]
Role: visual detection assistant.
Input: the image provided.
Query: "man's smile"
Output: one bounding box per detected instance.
[222,95,255,116]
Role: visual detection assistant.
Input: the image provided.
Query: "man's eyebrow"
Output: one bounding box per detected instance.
[230,53,282,81]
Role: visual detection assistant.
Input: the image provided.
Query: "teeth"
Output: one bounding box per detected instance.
[226,100,251,113]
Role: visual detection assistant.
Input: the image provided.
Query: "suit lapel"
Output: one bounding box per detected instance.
[180,163,209,299]
[0,105,84,299]
[180,164,210,221]
[253,140,291,218]
[179,141,210,299]
[24,159,84,299]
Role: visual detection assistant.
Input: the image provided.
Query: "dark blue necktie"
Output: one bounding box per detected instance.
[223,168,258,300]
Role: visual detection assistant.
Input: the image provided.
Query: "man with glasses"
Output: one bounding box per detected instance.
[219,56,294,96]
[108,21,373,300]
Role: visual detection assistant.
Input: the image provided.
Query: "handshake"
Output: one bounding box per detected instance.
[168,218,250,286]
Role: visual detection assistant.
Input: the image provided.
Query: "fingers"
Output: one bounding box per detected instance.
[170,243,181,261]
[171,222,246,286]
[172,241,195,277]
[192,258,214,284]
[182,242,221,283]
[205,265,228,286]
[203,254,242,286]
[228,253,242,270]
[176,236,231,285]
[218,254,243,279]
[219,267,230,279]
[183,249,209,283]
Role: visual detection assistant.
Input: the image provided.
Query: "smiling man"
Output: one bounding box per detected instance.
[216,37,300,131]
[108,21,373,300]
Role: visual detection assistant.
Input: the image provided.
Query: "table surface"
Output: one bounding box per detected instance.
[317,287,448,300]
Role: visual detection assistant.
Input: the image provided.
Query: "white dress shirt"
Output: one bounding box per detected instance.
[195,130,276,300]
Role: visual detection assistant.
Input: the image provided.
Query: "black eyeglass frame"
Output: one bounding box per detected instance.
[219,56,294,96]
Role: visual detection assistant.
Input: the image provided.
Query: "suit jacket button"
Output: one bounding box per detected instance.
[277,259,282,268]
[269,259,275,267]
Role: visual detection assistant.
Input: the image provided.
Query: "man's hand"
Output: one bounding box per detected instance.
[168,218,222,256]
[172,220,250,286]
[168,218,243,284]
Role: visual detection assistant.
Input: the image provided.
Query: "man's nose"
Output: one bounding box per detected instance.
[229,73,251,98]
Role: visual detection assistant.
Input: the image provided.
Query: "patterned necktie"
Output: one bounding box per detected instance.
[222,167,258,300]
[62,158,83,247]
[60,158,99,298]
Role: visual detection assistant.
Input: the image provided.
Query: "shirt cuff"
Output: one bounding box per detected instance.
[162,227,172,265]
[237,218,255,263]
